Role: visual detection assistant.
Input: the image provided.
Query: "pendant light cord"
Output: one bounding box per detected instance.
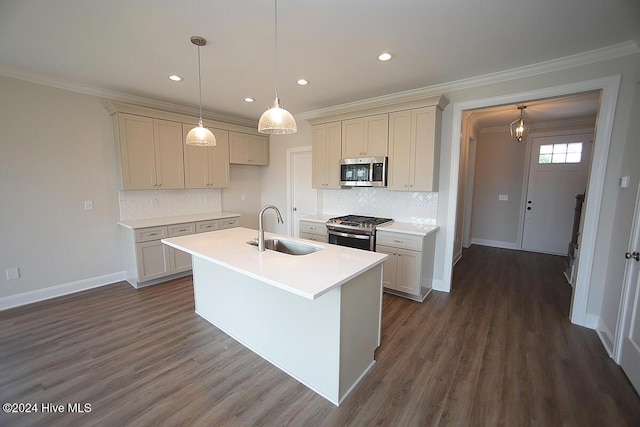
[197,44,204,125]
[274,0,279,101]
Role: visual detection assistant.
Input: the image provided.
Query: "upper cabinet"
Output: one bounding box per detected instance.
[312,121,342,189]
[183,125,230,188]
[115,113,184,190]
[229,132,269,165]
[388,106,441,192]
[341,114,388,158]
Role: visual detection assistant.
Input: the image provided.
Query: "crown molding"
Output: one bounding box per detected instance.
[299,40,639,120]
[0,64,257,128]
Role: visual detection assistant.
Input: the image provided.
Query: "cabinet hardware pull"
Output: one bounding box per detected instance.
[149,233,157,236]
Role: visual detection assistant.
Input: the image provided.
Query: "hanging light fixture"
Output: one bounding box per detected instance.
[186,36,216,146]
[510,106,528,142]
[258,0,297,134]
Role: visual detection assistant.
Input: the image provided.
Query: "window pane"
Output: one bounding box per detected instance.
[539,154,552,164]
[567,142,583,153]
[552,153,566,163]
[553,143,567,154]
[540,144,553,154]
[566,152,582,163]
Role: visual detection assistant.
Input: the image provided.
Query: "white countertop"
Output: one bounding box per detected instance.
[298,214,334,224]
[162,227,387,300]
[117,212,240,230]
[377,222,439,236]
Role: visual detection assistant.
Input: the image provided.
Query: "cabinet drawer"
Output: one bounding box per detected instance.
[300,221,326,235]
[300,232,328,243]
[220,218,239,229]
[134,226,168,243]
[376,231,423,251]
[168,222,196,237]
[196,220,221,233]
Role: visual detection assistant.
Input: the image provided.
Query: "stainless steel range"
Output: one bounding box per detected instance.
[326,215,393,251]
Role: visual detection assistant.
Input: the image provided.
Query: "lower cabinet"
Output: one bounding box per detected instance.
[299,220,328,243]
[376,229,436,301]
[123,217,239,288]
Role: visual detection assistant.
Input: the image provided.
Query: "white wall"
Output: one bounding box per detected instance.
[471,128,527,247]
[222,165,263,229]
[0,76,122,300]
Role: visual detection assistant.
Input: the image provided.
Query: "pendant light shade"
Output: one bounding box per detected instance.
[510,106,528,142]
[258,0,297,134]
[186,36,216,146]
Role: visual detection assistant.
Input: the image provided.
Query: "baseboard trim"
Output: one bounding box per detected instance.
[432,279,448,292]
[0,271,127,311]
[470,238,519,250]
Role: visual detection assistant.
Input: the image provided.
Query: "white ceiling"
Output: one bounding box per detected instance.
[0,0,638,124]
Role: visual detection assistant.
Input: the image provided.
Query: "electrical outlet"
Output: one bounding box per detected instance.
[499,195,509,201]
[84,200,94,211]
[6,268,20,280]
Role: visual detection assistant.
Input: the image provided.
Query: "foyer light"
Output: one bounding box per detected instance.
[510,106,528,142]
[258,0,297,134]
[186,36,216,146]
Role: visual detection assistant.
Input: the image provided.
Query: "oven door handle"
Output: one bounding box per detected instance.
[327,230,371,240]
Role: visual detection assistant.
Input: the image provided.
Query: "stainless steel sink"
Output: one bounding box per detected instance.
[247,238,322,255]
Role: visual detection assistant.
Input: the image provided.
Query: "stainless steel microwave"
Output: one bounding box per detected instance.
[340,157,388,187]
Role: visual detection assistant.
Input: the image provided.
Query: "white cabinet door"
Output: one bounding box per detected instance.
[118,114,156,189]
[153,119,185,189]
[184,126,230,188]
[395,248,421,295]
[377,246,398,290]
[135,240,170,282]
[312,122,342,189]
[169,247,192,274]
[341,114,388,158]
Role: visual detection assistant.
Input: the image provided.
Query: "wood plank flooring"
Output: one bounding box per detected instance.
[1,245,638,426]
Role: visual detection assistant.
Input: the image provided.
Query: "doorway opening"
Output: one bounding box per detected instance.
[444,75,621,327]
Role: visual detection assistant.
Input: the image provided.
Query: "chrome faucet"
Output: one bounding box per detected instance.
[258,205,284,251]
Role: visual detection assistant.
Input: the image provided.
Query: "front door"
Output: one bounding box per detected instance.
[522,133,593,255]
[619,184,640,394]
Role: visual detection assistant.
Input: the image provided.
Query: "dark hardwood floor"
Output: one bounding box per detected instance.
[1,246,638,426]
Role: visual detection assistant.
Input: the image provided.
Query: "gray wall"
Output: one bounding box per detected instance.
[0,76,122,299]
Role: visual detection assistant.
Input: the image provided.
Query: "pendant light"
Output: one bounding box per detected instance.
[510,106,528,142]
[186,36,216,146]
[258,0,297,134]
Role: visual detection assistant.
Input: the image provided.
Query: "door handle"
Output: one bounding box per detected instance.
[625,251,640,261]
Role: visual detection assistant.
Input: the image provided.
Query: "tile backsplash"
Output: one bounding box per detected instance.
[319,188,437,225]
[118,189,222,221]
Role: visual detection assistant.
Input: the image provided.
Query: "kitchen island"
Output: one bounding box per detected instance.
[162,227,387,406]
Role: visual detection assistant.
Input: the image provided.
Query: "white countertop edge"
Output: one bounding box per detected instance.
[376,222,439,236]
[161,228,387,300]
[117,211,241,229]
[164,242,385,300]
[298,214,334,224]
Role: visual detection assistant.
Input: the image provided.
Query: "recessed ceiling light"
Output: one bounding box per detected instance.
[168,74,183,82]
[297,79,309,86]
[377,52,394,62]
[244,97,255,103]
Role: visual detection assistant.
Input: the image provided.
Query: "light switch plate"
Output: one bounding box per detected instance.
[619,176,630,188]
[499,195,509,201]
[84,200,94,211]
[6,268,20,280]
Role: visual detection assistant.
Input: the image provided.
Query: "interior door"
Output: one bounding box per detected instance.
[522,133,592,255]
[291,150,317,237]
[618,184,640,394]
